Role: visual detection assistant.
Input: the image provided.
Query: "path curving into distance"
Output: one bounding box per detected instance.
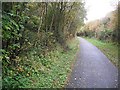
[66,37,118,88]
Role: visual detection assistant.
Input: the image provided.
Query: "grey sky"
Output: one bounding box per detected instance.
[84,0,118,23]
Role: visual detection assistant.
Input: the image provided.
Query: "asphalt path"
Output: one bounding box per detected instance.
[66,37,118,88]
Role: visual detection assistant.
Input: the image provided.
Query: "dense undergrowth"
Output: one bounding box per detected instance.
[2,2,85,88]
[85,37,118,68]
[2,38,79,88]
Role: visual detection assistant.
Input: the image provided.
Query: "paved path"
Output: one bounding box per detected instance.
[66,37,118,88]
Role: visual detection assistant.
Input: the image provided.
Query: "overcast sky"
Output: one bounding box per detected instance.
[84,0,118,23]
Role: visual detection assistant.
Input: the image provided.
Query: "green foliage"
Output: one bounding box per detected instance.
[77,8,118,43]
[98,29,113,41]
[78,28,117,43]
[2,38,79,88]
[2,2,86,88]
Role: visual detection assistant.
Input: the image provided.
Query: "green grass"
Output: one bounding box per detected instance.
[3,38,79,88]
[85,37,118,67]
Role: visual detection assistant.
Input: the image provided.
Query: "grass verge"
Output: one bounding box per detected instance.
[3,38,79,88]
[85,37,118,67]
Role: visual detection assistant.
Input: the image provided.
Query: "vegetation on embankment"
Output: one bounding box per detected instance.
[3,38,79,88]
[2,2,85,88]
[85,37,118,68]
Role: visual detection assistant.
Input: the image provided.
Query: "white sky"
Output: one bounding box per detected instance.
[84,0,118,23]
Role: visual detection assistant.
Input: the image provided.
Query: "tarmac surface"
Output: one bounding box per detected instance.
[66,37,118,88]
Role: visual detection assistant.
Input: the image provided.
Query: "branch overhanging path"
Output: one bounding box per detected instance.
[66,37,118,88]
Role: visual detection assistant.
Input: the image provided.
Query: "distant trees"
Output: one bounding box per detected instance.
[77,5,118,43]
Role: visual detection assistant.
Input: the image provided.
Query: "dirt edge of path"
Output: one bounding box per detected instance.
[63,40,80,88]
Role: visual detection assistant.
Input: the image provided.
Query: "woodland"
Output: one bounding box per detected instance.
[1,1,119,88]
[77,4,119,43]
[2,2,86,88]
